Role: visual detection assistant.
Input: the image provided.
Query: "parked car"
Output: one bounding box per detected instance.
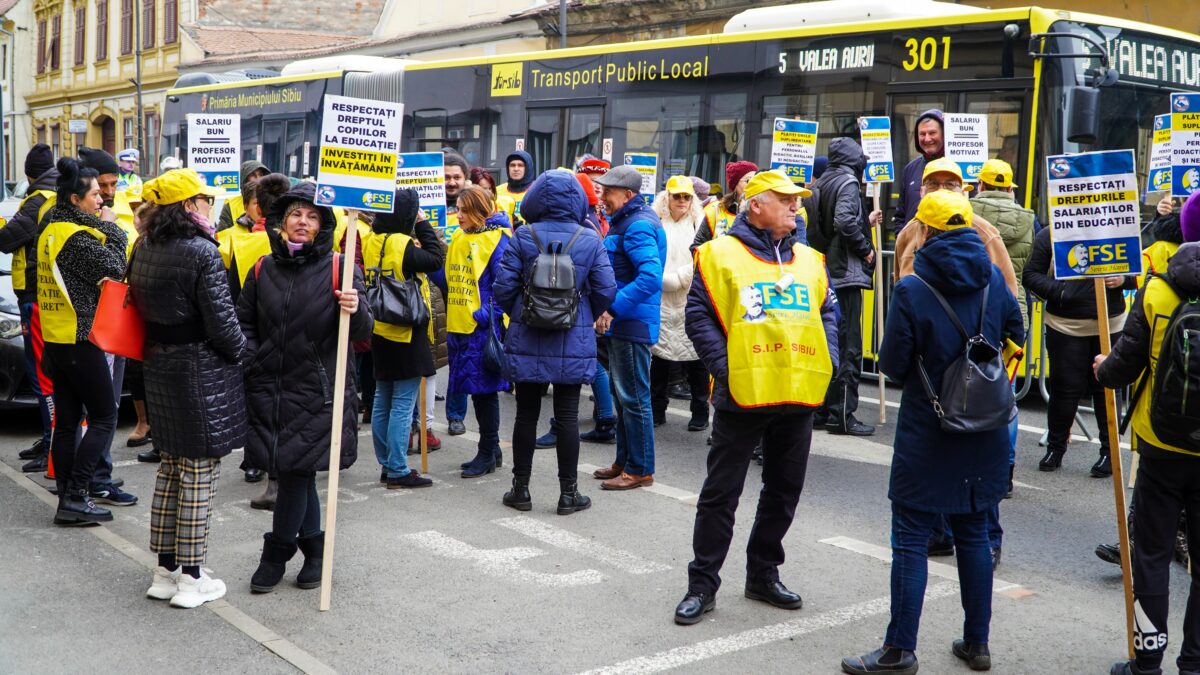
[0,190,37,409]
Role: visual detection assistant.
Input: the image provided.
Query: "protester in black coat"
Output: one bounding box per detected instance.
[239,182,372,594]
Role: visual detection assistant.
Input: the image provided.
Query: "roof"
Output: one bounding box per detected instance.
[0,0,20,15]
[196,0,385,37]
[186,25,360,59]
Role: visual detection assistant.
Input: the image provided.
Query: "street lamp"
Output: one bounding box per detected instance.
[132,0,143,164]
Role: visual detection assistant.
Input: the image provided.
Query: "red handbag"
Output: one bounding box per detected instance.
[89,277,144,360]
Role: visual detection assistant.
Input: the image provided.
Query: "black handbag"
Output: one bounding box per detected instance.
[366,233,429,327]
[482,299,506,375]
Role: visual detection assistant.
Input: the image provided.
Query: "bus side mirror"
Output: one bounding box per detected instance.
[1067,86,1100,145]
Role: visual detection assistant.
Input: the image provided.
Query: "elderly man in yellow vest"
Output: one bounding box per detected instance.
[674,169,839,625]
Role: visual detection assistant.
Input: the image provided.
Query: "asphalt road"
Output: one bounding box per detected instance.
[0,376,1187,674]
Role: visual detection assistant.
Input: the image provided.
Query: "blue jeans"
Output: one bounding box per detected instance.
[886,502,994,651]
[446,392,469,422]
[591,362,614,420]
[609,338,654,476]
[18,302,51,446]
[373,378,421,478]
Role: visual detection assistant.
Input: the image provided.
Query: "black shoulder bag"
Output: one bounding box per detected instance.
[366,233,429,327]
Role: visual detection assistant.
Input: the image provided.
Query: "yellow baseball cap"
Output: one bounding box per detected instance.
[917,189,974,230]
[141,168,221,206]
[921,157,965,183]
[743,169,812,200]
[979,158,1018,188]
[666,174,696,196]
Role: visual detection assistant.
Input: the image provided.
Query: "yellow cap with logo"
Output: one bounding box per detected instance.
[141,168,221,206]
[917,189,974,230]
[744,169,813,200]
[922,157,965,183]
[978,158,1018,188]
[666,174,696,196]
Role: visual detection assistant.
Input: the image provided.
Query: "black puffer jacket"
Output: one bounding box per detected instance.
[1023,226,1136,320]
[238,183,373,475]
[129,228,247,459]
[811,138,874,290]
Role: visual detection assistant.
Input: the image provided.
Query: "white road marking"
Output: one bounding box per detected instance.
[819,535,1024,594]
[494,516,671,575]
[577,583,959,675]
[401,530,605,587]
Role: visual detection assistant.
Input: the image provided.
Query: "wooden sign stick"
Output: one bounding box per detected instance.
[873,190,886,425]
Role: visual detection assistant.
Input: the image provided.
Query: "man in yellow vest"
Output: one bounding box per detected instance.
[495,150,534,227]
[0,143,57,471]
[674,169,838,625]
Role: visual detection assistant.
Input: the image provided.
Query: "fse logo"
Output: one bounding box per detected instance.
[491,63,523,97]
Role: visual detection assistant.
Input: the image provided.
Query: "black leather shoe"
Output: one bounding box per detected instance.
[744,578,803,609]
[827,415,875,436]
[841,646,918,674]
[1038,449,1064,471]
[137,448,161,463]
[1091,454,1113,478]
[244,468,265,483]
[1095,543,1123,565]
[447,419,466,436]
[54,489,113,525]
[952,640,991,671]
[674,591,715,625]
[1109,660,1162,675]
[21,455,48,473]
[18,439,47,460]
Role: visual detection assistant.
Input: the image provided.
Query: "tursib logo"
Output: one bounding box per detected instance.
[493,71,521,91]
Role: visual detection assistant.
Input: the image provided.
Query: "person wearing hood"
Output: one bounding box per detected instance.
[492,169,616,514]
[360,189,445,491]
[694,160,757,250]
[591,164,667,491]
[496,150,535,227]
[217,160,268,233]
[128,168,245,608]
[1096,192,1200,675]
[675,170,838,626]
[811,137,877,437]
[842,190,1023,675]
[891,109,945,234]
[650,175,711,432]
[238,181,372,594]
[1,144,57,472]
[445,186,512,478]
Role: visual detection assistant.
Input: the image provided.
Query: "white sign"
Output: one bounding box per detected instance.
[943,113,988,182]
[602,138,613,162]
[624,152,658,203]
[768,118,818,183]
[1046,149,1142,280]
[186,114,241,192]
[68,119,88,134]
[858,116,894,183]
[315,94,403,213]
[515,138,525,152]
[1171,93,1200,198]
[302,141,311,177]
[396,152,448,236]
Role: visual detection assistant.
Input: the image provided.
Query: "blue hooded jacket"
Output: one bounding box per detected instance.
[604,196,666,344]
[493,170,617,384]
[892,109,944,233]
[879,227,1024,513]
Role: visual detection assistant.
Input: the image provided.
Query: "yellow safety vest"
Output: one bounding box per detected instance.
[441,210,461,244]
[496,195,516,225]
[329,207,353,252]
[217,220,251,247]
[7,190,55,292]
[704,202,737,238]
[362,230,432,344]
[694,235,833,408]
[1127,276,1200,457]
[1141,240,1178,285]
[226,194,246,224]
[495,183,527,226]
[445,227,509,334]
[218,230,273,288]
[37,221,108,344]
[112,189,139,257]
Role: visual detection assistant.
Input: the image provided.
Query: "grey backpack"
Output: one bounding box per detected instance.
[522,225,583,331]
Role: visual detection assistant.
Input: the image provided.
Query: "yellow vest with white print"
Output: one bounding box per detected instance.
[445,227,509,334]
[362,230,432,344]
[37,221,107,344]
[704,201,737,238]
[694,235,833,408]
[1128,277,1200,457]
[495,183,527,226]
[8,190,55,292]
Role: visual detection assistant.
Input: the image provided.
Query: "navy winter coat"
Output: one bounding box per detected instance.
[493,170,617,384]
[879,227,1024,514]
[604,196,666,344]
[892,109,944,233]
[447,212,511,396]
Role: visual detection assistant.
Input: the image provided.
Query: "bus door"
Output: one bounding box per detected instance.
[525,101,604,172]
[261,118,307,178]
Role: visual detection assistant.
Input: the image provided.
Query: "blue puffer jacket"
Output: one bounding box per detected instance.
[879,227,1024,514]
[447,212,511,396]
[604,197,666,344]
[493,171,617,384]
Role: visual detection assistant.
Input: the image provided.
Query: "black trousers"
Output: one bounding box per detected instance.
[273,472,321,544]
[1044,327,1112,455]
[45,342,117,493]
[512,382,581,481]
[688,408,813,595]
[818,286,863,424]
[1131,452,1200,672]
[650,356,709,419]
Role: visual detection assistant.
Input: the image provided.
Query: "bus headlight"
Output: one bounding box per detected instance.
[0,311,21,339]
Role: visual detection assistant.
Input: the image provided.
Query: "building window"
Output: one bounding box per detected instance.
[36,19,46,74]
[120,0,131,55]
[36,125,46,145]
[96,0,108,59]
[123,116,134,151]
[74,6,85,66]
[51,124,61,159]
[50,14,61,71]
[163,0,177,44]
[145,111,159,174]
[141,0,154,49]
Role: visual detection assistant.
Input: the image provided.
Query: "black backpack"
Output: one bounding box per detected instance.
[913,276,1015,434]
[1122,275,1200,449]
[522,225,583,330]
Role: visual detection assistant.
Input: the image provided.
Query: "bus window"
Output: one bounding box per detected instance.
[609,93,701,191]
[285,120,304,177]
[964,91,1025,173]
[889,94,952,187]
[527,108,560,175]
[262,120,283,175]
[566,107,602,168]
[702,93,748,186]
[761,90,883,168]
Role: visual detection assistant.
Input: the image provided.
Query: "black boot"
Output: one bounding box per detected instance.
[503,476,532,511]
[137,447,161,463]
[687,401,709,431]
[250,533,298,593]
[250,478,278,511]
[557,479,591,515]
[54,487,112,525]
[494,445,504,469]
[295,532,324,589]
[1039,448,1064,471]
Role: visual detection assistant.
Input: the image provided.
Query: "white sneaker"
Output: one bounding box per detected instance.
[169,570,227,608]
[146,566,181,600]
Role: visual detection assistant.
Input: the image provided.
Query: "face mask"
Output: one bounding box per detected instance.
[190,211,215,237]
[285,239,305,256]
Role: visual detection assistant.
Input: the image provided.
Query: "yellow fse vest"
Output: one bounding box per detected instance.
[362,230,432,344]
[446,227,509,334]
[37,221,108,344]
[495,183,527,226]
[1141,240,1179,285]
[703,202,737,239]
[1127,277,1200,457]
[695,235,833,408]
[226,194,246,224]
[7,190,55,292]
[218,230,273,288]
[112,189,139,257]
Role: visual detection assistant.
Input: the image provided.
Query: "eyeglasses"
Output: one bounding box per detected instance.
[922,181,963,192]
[670,193,694,201]
[194,195,215,206]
